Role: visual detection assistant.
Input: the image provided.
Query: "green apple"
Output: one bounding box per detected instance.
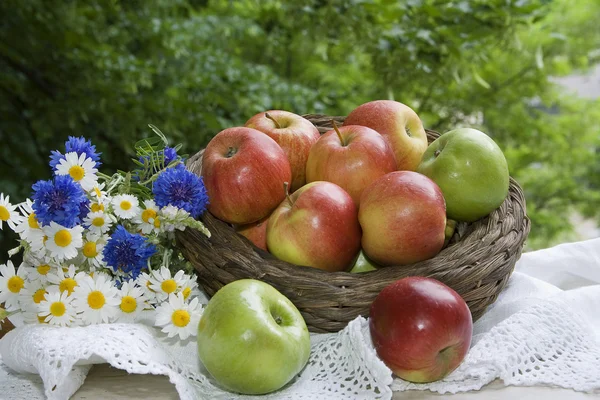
[348,250,381,273]
[417,128,509,222]
[444,219,457,247]
[197,279,310,395]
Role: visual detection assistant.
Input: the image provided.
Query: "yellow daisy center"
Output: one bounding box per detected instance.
[141,209,157,223]
[91,203,105,212]
[87,290,105,309]
[50,302,66,317]
[161,279,177,294]
[7,276,24,293]
[33,289,47,304]
[83,242,98,258]
[92,217,105,227]
[38,315,48,324]
[171,310,190,328]
[120,296,137,313]
[120,200,132,211]
[153,218,161,228]
[54,229,72,247]
[182,287,191,300]
[28,213,40,229]
[94,187,103,198]
[69,165,85,181]
[0,206,9,221]
[37,264,51,275]
[59,278,78,295]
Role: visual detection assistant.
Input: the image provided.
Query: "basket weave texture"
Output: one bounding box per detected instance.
[177,115,531,333]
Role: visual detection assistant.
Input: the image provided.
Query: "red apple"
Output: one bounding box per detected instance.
[370,277,473,383]
[305,122,397,205]
[343,100,428,171]
[235,216,269,251]
[266,181,361,272]
[359,171,446,265]
[245,110,320,192]
[201,127,292,225]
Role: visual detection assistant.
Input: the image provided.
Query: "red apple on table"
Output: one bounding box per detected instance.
[266,181,361,272]
[201,127,292,225]
[234,215,269,252]
[245,110,320,192]
[305,122,397,206]
[343,100,428,171]
[370,276,473,383]
[359,171,446,266]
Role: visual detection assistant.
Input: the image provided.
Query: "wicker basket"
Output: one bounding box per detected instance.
[177,115,531,333]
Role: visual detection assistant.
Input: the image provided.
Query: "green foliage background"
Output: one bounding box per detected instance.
[1,0,599,259]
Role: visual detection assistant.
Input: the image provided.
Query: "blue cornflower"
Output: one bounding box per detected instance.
[103,225,157,279]
[49,136,102,170]
[31,175,89,228]
[138,146,180,169]
[152,167,209,219]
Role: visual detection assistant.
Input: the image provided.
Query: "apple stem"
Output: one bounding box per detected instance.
[226,147,237,158]
[284,182,292,205]
[332,120,346,146]
[265,112,282,129]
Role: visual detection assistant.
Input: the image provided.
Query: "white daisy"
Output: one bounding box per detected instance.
[55,152,99,191]
[111,194,140,220]
[154,293,203,340]
[178,274,202,302]
[136,271,158,305]
[81,234,106,269]
[13,199,45,251]
[115,281,147,323]
[0,261,28,311]
[133,200,161,234]
[72,274,119,324]
[160,205,189,232]
[18,279,48,311]
[47,264,87,296]
[43,222,84,261]
[0,193,24,231]
[148,267,186,302]
[21,260,55,284]
[37,287,76,327]
[83,211,115,235]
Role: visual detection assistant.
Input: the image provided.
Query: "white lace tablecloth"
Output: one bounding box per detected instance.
[1,238,599,400]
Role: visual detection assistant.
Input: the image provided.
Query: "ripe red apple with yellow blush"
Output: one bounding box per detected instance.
[235,216,269,252]
[370,277,473,383]
[266,181,361,272]
[359,171,446,266]
[305,121,397,206]
[245,110,320,192]
[201,127,291,225]
[343,100,428,171]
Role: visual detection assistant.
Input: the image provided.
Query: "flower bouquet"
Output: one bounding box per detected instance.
[0,126,211,341]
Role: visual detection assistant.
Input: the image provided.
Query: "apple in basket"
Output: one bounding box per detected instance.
[245,110,321,192]
[370,277,473,383]
[305,121,397,206]
[201,127,292,225]
[359,171,446,266]
[197,279,311,395]
[343,100,428,171]
[234,215,269,251]
[417,128,509,222]
[266,181,361,272]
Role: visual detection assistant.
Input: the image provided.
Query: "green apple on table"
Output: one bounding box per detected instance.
[197,279,311,395]
[417,128,509,222]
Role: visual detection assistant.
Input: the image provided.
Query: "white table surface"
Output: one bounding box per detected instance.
[63,364,597,400]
